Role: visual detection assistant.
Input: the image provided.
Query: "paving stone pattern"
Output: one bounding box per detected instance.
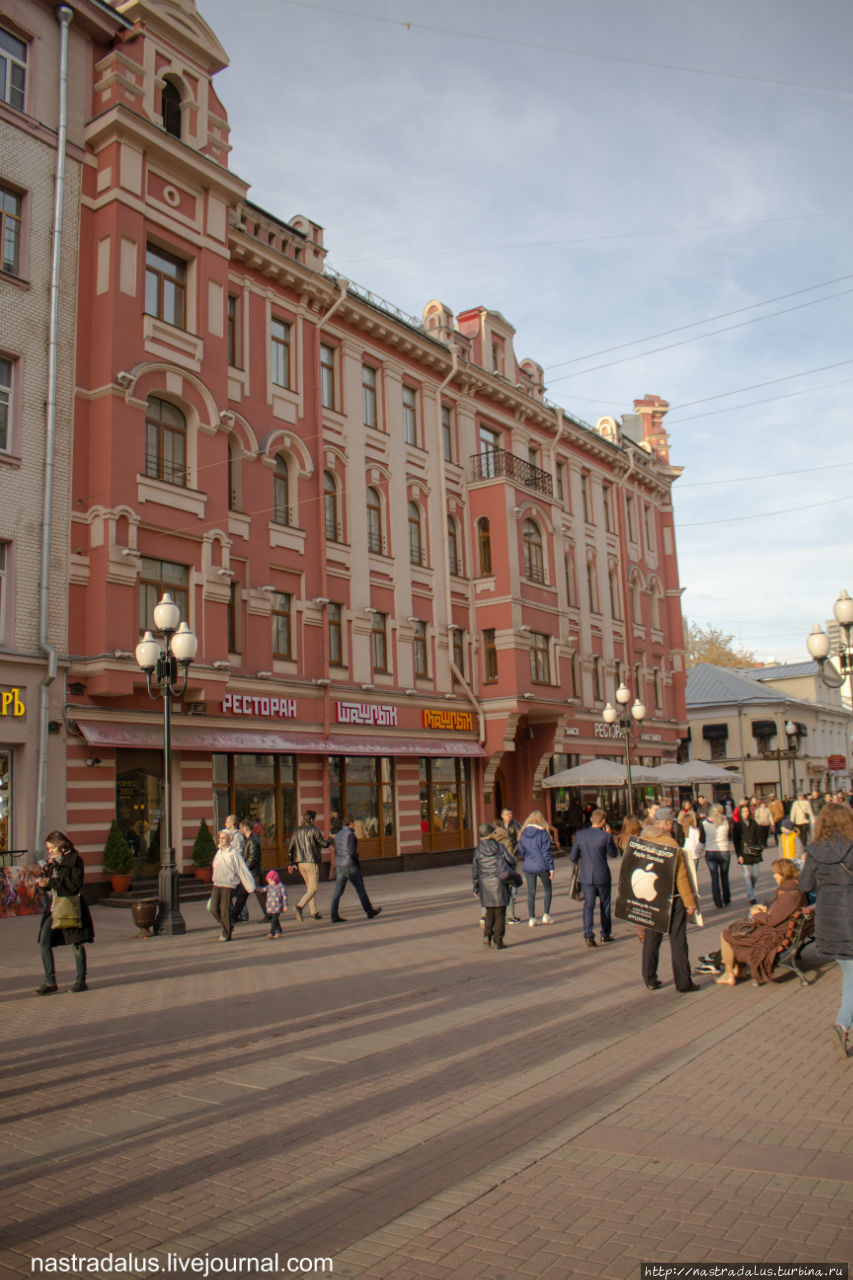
[0,863,850,1279]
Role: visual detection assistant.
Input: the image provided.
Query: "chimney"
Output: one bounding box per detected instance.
[634,394,671,464]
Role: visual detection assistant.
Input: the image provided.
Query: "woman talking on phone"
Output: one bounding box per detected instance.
[35,831,94,995]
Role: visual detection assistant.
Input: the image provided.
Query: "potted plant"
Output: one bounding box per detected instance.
[192,818,216,881]
[103,820,134,892]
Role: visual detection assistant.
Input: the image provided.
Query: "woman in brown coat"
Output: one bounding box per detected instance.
[714,859,806,986]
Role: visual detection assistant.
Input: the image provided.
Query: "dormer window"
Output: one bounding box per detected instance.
[162,79,182,138]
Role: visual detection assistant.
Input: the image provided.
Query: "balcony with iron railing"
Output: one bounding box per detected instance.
[469,449,554,497]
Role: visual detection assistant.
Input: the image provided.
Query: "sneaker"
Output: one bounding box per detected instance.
[528,918,536,928]
[542,914,553,924]
[34,982,58,996]
[69,981,88,993]
[600,935,614,944]
[585,937,597,948]
[508,917,521,924]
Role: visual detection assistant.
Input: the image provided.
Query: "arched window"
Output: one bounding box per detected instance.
[161,79,182,139]
[145,396,186,487]
[408,502,423,565]
[477,518,492,576]
[523,519,544,583]
[447,516,460,575]
[324,470,339,542]
[366,486,383,554]
[273,454,290,526]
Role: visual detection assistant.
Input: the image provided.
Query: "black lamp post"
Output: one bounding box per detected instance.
[602,683,646,816]
[135,593,198,936]
[806,588,853,698]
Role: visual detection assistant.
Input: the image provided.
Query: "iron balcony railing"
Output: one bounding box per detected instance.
[470,449,554,497]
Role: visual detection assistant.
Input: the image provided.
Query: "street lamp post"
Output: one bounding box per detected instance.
[135,593,198,936]
[602,683,646,817]
[785,720,800,796]
[806,588,853,699]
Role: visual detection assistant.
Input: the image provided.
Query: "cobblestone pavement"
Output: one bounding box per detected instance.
[1,862,850,1279]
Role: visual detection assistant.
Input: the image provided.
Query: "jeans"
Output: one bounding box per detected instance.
[581,883,611,939]
[740,861,760,903]
[525,870,552,919]
[330,865,375,919]
[836,958,853,1030]
[39,928,86,985]
[267,912,282,937]
[704,851,731,908]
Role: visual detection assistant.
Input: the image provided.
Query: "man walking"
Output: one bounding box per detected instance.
[230,819,266,927]
[288,810,332,921]
[790,792,814,845]
[330,817,382,922]
[569,808,620,947]
[500,808,522,922]
[639,807,700,993]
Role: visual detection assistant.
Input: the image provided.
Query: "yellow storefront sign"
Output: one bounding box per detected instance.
[423,708,473,733]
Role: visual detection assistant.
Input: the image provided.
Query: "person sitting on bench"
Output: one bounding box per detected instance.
[715,860,807,986]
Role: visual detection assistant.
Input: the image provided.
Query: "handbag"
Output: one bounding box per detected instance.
[498,857,523,888]
[51,894,82,929]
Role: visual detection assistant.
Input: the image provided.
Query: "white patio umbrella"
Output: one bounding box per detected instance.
[647,760,744,786]
[542,758,662,788]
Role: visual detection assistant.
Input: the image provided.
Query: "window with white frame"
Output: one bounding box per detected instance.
[523,519,544,583]
[0,357,11,452]
[362,364,378,428]
[371,612,388,673]
[328,602,343,666]
[273,454,291,526]
[403,385,418,445]
[145,396,186,487]
[408,502,423,565]
[271,318,292,388]
[273,592,293,659]
[320,343,336,410]
[412,620,428,677]
[366,486,383,554]
[1,184,22,276]
[452,627,465,677]
[447,516,461,575]
[0,27,27,111]
[324,470,340,542]
[529,632,550,683]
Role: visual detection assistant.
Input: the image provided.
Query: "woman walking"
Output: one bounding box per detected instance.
[799,804,853,1059]
[702,804,731,909]
[472,823,517,950]
[518,810,555,926]
[35,831,94,995]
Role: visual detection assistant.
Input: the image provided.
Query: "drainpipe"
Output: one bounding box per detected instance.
[35,5,73,853]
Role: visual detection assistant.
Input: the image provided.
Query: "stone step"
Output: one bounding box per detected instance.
[100,876,212,907]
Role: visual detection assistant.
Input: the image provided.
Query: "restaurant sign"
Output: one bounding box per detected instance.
[423,708,474,732]
[336,702,398,727]
[0,688,25,717]
[222,694,297,718]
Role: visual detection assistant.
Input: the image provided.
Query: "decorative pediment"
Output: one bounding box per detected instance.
[116,0,230,74]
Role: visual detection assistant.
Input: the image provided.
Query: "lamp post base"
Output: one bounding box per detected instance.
[155,861,186,936]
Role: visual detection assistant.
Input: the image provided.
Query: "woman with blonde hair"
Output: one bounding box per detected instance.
[518,810,555,926]
[702,802,732,910]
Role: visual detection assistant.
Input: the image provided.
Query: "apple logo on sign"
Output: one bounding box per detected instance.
[631,863,658,902]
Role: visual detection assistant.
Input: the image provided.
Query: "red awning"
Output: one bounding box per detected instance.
[77,719,487,758]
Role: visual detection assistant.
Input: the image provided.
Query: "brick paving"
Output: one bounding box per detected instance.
[0,862,851,1279]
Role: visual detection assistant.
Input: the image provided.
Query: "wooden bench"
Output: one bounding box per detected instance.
[766,906,817,987]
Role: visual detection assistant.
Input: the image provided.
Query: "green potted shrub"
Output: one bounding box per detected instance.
[192,818,216,881]
[103,820,134,892]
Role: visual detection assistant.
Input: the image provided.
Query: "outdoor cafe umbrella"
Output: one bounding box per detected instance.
[542,758,663,788]
[647,760,744,786]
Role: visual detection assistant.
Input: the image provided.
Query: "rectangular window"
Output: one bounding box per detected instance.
[556,462,564,505]
[644,504,656,550]
[0,357,10,452]
[581,474,591,524]
[227,294,240,368]
[592,656,602,702]
[371,612,388,673]
[403,385,417,445]
[212,752,298,869]
[320,343,335,410]
[483,628,498,683]
[626,495,637,543]
[145,245,186,328]
[413,620,427,677]
[139,558,189,634]
[710,737,727,761]
[529,633,550,683]
[478,425,500,478]
[0,27,27,111]
[328,602,343,666]
[1,184,22,276]
[441,404,453,462]
[0,542,7,639]
[452,627,465,677]
[271,318,291,388]
[419,756,471,853]
[603,485,614,533]
[227,581,241,654]
[273,592,292,659]
[362,364,378,428]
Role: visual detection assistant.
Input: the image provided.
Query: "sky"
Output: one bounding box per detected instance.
[198,0,853,663]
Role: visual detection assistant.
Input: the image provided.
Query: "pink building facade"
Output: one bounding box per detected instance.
[62,0,687,879]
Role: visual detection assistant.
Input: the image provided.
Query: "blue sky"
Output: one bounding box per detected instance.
[200,0,853,661]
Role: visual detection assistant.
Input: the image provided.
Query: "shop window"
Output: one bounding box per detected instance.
[0,747,9,852]
[273,592,292,660]
[271,318,291,388]
[483,628,498,683]
[529,632,550,684]
[212,752,297,869]
[408,502,424,565]
[145,396,186,487]
[330,755,396,858]
[273,454,291,526]
[419,757,472,852]
[115,749,164,878]
[371,612,388,673]
[161,78,182,138]
[477,518,492,576]
[1,183,22,275]
[324,470,340,542]
[139,557,188,634]
[145,245,186,329]
[320,343,336,410]
[413,620,428,677]
[447,516,461,575]
[0,27,27,111]
[523,519,544,583]
[328,602,344,666]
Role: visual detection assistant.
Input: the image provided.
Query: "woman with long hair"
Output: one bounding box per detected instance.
[518,810,555,927]
[702,803,731,910]
[800,803,853,1059]
[615,814,641,853]
[35,831,94,995]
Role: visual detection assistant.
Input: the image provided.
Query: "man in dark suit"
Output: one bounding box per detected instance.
[569,808,620,947]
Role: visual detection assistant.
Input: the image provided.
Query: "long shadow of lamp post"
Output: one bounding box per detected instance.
[135,593,198,936]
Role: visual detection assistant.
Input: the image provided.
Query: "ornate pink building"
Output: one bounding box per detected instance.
[61,0,687,878]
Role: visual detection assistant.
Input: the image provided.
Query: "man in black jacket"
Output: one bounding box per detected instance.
[287,811,332,921]
[330,817,382,922]
[230,820,267,926]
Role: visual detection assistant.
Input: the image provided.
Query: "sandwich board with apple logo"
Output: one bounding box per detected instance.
[614,836,678,933]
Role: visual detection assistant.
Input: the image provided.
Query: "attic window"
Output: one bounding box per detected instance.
[162,80,181,138]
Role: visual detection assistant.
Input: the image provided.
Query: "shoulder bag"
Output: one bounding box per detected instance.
[51,894,82,929]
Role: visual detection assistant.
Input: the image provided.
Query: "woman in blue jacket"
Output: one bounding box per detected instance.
[518,810,555,926]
